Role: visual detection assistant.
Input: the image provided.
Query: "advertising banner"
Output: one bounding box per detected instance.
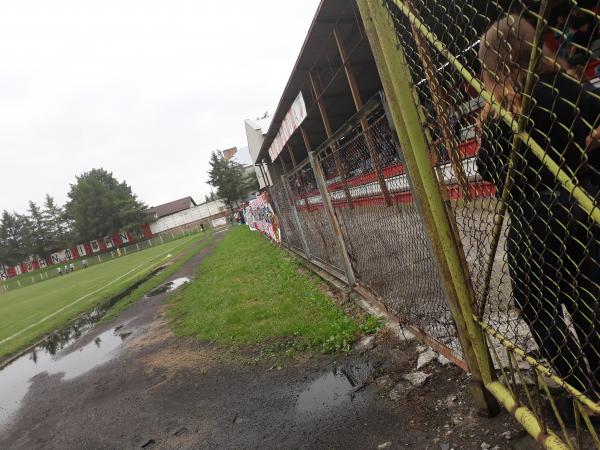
[268,91,307,162]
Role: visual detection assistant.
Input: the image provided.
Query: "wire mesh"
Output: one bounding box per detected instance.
[269,180,306,254]
[316,105,463,359]
[284,162,346,274]
[382,0,600,445]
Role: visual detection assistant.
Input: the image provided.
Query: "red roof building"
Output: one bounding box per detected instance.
[148,196,197,220]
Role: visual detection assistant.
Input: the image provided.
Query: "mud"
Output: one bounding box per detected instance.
[0,231,539,449]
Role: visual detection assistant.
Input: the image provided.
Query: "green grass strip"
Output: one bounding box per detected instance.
[168,226,368,353]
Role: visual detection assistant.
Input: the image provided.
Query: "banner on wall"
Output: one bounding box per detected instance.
[211,217,227,228]
[268,91,307,162]
[244,193,281,243]
[0,224,154,280]
[103,236,113,249]
[76,244,87,257]
[50,251,63,265]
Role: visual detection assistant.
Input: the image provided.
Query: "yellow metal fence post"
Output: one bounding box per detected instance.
[356,0,500,415]
[357,1,574,448]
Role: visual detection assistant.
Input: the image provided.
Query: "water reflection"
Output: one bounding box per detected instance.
[145,277,191,297]
[0,323,132,429]
[296,359,379,415]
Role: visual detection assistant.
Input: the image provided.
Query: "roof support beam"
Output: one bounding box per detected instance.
[308,72,354,208]
[286,143,298,167]
[279,151,288,173]
[333,26,392,206]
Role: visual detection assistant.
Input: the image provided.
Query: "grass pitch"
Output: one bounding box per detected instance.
[0,232,211,360]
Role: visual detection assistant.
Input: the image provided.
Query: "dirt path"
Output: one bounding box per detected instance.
[0,230,537,450]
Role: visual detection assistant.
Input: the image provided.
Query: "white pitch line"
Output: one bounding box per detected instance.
[0,237,193,346]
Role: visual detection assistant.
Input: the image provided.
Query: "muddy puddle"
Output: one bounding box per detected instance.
[296,359,379,416]
[0,267,171,430]
[145,277,191,297]
[0,321,134,429]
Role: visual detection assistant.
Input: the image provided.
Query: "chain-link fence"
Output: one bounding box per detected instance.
[0,227,206,293]
[266,0,600,446]
[270,179,306,254]
[365,0,600,447]
[269,94,465,365]
[316,101,464,359]
[283,160,348,277]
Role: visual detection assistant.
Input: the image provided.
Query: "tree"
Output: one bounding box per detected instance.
[207,151,254,211]
[15,213,35,258]
[204,191,218,203]
[0,211,27,265]
[242,170,259,194]
[28,200,51,255]
[43,194,68,249]
[65,168,148,241]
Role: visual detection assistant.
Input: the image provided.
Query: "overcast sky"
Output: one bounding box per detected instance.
[0,0,319,213]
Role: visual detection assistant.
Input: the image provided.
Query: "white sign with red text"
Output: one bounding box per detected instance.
[268,91,307,162]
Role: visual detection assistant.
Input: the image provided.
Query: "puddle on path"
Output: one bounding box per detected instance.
[0,322,133,429]
[145,277,191,297]
[296,359,378,415]
[0,265,169,430]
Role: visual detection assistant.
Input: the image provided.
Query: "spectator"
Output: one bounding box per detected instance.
[477,14,599,425]
[554,13,574,59]
[568,10,596,62]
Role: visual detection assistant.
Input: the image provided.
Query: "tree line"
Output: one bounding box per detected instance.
[0,168,148,266]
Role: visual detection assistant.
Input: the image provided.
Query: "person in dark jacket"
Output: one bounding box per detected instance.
[477,14,599,420]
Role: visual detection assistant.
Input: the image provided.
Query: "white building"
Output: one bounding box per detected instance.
[148,196,228,234]
[244,115,273,189]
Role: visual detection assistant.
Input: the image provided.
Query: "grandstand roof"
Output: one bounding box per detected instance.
[256,0,382,165]
[149,196,197,219]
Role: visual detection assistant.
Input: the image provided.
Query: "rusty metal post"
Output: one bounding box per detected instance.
[308,73,354,208]
[287,143,298,167]
[357,0,499,416]
[308,151,356,286]
[279,153,288,173]
[257,163,268,188]
[404,11,471,200]
[281,174,311,260]
[333,27,393,207]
